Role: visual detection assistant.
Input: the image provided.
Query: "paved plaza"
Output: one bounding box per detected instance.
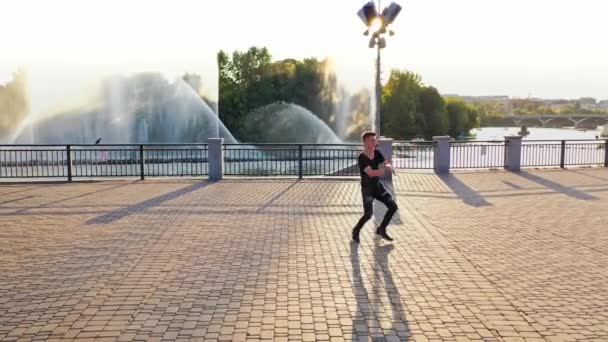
[1,169,608,341]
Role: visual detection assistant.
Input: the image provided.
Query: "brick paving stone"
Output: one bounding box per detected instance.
[0,170,607,340]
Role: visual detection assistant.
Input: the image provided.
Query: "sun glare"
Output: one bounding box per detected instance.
[369,17,384,33]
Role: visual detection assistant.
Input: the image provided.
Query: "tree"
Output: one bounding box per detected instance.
[217,47,273,138]
[417,86,448,139]
[217,48,484,142]
[218,47,341,141]
[579,97,597,105]
[381,70,422,139]
[446,98,470,137]
[445,98,483,137]
[380,70,473,140]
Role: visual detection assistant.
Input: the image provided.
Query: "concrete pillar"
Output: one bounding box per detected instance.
[433,136,451,174]
[377,137,393,162]
[208,138,224,181]
[505,135,522,172]
[377,137,394,180]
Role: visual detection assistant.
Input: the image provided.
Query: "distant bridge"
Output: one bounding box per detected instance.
[494,114,608,129]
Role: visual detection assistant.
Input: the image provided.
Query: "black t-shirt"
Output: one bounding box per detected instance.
[358,150,385,189]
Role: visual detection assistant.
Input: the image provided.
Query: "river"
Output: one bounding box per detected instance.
[471,126,606,141]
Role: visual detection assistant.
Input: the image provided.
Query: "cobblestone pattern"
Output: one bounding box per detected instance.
[0,169,607,341]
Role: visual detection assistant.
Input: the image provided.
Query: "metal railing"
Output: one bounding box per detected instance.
[2,140,607,181]
[301,144,362,177]
[522,140,608,168]
[223,144,362,177]
[450,140,507,169]
[0,146,68,178]
[393,141,435,169]
[143,145,208,177]
[71,145,141,178]
[0,144,209,180]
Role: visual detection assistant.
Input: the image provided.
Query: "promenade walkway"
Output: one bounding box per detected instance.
[1,169,607,341]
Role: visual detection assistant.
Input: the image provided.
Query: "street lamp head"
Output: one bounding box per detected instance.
[358,1,401,46]
[382,2,402,25]
[357,1,378,27]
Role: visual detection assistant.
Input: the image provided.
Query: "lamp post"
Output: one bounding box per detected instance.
[357,1,402,136]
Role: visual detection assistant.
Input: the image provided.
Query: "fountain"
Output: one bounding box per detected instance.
[243,102,342,144]
[9,73,237,144]
[138,119,149,145]
[601,125,608,138]
[2,49,376,146]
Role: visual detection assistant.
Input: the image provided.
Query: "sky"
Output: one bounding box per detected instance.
[1,0,607,114]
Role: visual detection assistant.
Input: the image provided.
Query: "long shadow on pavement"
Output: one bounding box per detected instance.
[86,181,210,224]
[513,171,598,200]
[0,195,35,205]
[255,180,300,213]
[351,242,410,341]
[14,181,136,214]
[437,173,492,207]
[571,169,608,182]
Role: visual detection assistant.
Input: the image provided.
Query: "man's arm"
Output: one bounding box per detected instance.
[363,165,385,177]
[378,151,393,174]
[382,160,394,172]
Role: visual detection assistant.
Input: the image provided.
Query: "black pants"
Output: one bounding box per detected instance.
[353,182,398,233]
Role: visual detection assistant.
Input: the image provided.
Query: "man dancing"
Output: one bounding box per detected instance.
[352,131,398,243]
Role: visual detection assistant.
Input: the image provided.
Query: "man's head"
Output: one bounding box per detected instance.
[361,131,377,150]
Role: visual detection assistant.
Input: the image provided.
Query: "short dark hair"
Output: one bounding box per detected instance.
[361,131,377,142]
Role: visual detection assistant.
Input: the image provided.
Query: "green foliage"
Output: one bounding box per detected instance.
[218,47,345,140]
[445,99,469,137]
[217,47,273,138]
[214,49,486,141]
[418,87,448,139]
[380,70,479,140]
[381,70,421,139]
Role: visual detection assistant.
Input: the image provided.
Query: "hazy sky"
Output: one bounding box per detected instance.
[1,0,607,113]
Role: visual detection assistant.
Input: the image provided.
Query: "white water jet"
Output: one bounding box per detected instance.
[243,102,343,144]
[10,73,237,144]
[138,119,149,144]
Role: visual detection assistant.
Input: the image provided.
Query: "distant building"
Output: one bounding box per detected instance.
[441,94,510,102]
[550,103,570,111]
[440,94,608,114]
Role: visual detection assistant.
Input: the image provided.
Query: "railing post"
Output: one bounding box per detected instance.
[377,137,394,180]
[208,138,224,181]
[298,145,303,179]
[139,145,145,180]
[560,140,566,168]
[66,145,73,182]
[504,136,522,172]
[433,136,451,174]
[604,139,608,168]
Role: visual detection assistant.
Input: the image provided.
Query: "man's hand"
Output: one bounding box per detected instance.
[383,162,395,174]
[364,165,385,177]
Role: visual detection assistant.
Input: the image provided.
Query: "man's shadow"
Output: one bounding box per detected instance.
[350,242,410,341]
